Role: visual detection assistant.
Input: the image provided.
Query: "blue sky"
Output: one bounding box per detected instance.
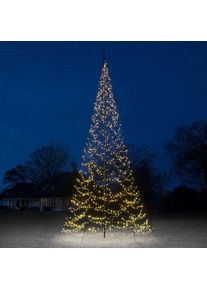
[0,42,207,188]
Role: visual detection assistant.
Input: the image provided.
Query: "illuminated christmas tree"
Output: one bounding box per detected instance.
[63,55,152,237]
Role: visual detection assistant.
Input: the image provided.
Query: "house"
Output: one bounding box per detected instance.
[0,183,70,211]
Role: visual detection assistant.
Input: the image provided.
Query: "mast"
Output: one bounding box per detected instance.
[103,48,106,66]
[103,48,107,238]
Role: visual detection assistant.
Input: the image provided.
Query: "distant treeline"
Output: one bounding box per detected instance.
[1,119,207,213]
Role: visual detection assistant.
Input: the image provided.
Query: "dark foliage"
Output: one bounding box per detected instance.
[162,185,207,213]
[1,182,39,198]
[128,144,164,211]
[166,120,207,193]
[3,165,30,187]
[2,143,78,203]
[26,141,69,194]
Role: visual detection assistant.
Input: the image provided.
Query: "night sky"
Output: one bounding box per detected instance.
[0,41,207,188]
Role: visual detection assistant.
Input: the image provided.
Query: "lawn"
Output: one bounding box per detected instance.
[0,211,207,247]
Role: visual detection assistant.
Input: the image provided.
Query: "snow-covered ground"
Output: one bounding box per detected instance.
[0,211,207,247]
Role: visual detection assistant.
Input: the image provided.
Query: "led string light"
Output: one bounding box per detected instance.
[62,61,152,235]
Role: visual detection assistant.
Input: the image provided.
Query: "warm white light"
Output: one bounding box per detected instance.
[62,61,152,235]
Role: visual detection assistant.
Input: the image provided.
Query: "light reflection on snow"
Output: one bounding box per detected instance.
[55,232,158,247]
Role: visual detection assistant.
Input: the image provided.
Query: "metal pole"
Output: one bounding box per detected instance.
[103,48,105,65]
[103,118,107,238]
[103,48,107,238]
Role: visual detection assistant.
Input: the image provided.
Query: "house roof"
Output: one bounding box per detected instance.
[0,183,70,199]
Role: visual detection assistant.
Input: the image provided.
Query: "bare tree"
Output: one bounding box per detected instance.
[3,165,29,187]
[166,120,207,193]
[3,141,69,191]
[27,141,69,193]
